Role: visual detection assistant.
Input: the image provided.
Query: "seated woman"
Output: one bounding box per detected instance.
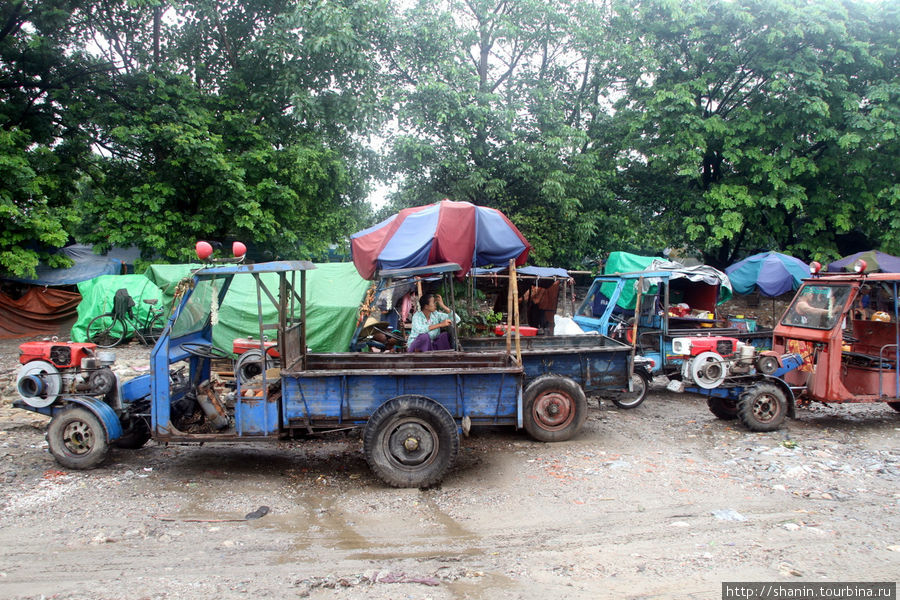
[407,293,459,352]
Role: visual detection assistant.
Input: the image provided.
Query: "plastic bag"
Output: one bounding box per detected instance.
[553,315,585,335]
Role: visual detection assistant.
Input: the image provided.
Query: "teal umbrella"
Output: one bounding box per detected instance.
[725,251,809,298]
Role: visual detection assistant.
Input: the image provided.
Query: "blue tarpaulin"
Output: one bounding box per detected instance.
[5,244,123,286]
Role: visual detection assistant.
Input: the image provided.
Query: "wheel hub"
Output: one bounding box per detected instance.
[533,391,573,429]
[387,421,435,466]
[753,395,776,421]
[62,420,95,455]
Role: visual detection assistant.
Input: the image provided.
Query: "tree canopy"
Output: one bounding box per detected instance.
[2,0,385,276]
[1,0,897,278]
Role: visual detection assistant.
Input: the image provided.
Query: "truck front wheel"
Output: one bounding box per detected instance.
[364,396,459,488]
[47,407,110,469]
[737,382,788,432]
[523,375,587,442]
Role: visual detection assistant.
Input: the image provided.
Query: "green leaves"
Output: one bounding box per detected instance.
[1,0,897,278]
[606,0,900,265]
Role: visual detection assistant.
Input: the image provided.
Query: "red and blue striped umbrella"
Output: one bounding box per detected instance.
[350,200,531,280]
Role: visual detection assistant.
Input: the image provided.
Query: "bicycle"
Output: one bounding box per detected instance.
[86,288,166,348]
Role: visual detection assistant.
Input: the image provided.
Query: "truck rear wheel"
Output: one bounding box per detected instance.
[364,395,459,488]
[47,407,110,469]
[737,382,787,432]
[707,397,739,420]
[610,370,650,409]
[523,375,587,442]
[887,402,900,413]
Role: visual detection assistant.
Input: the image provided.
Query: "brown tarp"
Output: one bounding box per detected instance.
[0,287,81,338]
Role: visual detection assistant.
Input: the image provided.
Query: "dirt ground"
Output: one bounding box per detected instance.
[1,336,899,600]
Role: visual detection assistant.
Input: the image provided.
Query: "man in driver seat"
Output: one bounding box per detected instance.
[792,287,832,327]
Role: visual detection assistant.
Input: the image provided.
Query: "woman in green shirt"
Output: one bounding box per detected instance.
[407,293,458,352]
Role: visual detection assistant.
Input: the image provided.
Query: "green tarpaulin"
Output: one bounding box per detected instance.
[145,263,202,299]
[71,275,166,341]
[601,252,664,309]
[72,262,369,353]
[210,262,369,353]
[601,251,732,309]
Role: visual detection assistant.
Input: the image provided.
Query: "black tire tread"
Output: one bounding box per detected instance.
[47,406,110,469]
[737,382,788,432]
[707,397,739,420]
[363,395,459,488]
[113,419,151,449]
[610,370,650,409]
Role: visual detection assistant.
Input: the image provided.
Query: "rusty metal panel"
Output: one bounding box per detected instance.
[282,371,520,425]
[299,351,518,372]
[459,336,632,392]
[282,323,303,369]
[461,334,628,352]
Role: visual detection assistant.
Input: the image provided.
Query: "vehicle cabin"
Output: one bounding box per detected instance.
[775,273,900,409]
[573,270,770,375]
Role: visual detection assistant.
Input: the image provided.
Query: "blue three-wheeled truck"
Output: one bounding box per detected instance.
[15,261,594,488]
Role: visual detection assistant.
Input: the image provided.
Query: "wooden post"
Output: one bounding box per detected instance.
[506,264,513,355]
[628,277,644,380]
[511,260,522,365]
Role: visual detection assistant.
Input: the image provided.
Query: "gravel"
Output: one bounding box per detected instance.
[1,334,899,599]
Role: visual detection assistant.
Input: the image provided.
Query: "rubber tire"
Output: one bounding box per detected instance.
[113,420,151,449]
[523,375,587,442]
[47,407,110,469]
[364,395,459,488]
[737,382,788,432]
[610,370,650,409]
[888,402,900,413]
[707,397,739,420]
[87,314,126,348]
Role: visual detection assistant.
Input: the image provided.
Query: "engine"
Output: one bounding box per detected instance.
[16,340,118,408]
[672,336,781,389]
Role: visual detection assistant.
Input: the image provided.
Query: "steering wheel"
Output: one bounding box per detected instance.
[180,342,232,360]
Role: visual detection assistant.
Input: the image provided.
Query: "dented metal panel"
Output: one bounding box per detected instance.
[282,369,521,427]
[459,334,632,392]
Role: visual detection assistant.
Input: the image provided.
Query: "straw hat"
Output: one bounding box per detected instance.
[360,316,388,337]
